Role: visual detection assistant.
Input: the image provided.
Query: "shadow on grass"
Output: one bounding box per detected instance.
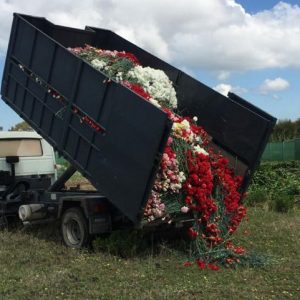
[92,227,190,259]
[2,218,190,259]
[2,218,63,244]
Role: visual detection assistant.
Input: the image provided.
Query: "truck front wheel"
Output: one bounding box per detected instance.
[61,207,90,248]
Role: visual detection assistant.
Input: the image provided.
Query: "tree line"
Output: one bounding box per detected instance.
[9,121,32,131]
[270,118,300,142]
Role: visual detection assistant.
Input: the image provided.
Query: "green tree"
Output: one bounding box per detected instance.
[270,119,300,142]
[295,118,300,138]
[9,121,32,131]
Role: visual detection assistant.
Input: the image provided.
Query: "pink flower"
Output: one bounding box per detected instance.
[167,137,173,146]
[180,206,190,213]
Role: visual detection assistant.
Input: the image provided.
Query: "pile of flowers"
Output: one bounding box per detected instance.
[70,45,250,269]
[71,45,177,109]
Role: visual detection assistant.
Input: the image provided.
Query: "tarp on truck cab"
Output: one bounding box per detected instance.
[1,13,276,224]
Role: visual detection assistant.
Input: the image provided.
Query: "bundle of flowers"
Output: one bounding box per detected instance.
[69,45,250,269]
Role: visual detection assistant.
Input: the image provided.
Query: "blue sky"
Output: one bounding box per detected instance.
[236,0,300,12]
[197,62,299,122]
[198,0,300,122]
[0,0,299,129]
[0,60,23,130]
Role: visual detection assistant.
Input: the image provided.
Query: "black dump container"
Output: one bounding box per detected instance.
[1,13,276,224]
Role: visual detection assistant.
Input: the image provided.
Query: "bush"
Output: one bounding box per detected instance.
[269,193,295,213]
[281,180,300,196]
[249,161,300,198]
[244,189,269,207]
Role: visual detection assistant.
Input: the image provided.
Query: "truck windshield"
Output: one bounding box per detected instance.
[0,139,42,157]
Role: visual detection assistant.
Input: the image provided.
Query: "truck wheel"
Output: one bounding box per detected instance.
[61,207,90,248]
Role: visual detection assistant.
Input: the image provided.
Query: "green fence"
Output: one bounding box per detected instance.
[262,138,300,161]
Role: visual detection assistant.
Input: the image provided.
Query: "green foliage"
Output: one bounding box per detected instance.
[250,161,300,195]
[172,137,190,175]
[249,161,300,212]
[76,48,136,81]
[269,193,295,213]
[162,193,183,215]
[270,118,300,142]
[244,189,269,207]
[9,121,32,131]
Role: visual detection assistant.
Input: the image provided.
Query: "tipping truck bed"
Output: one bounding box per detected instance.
[1,13,276,225]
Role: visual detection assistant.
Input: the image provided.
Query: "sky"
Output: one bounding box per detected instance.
[0,0,299,130]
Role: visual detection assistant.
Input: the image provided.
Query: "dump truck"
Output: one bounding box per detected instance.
[0,13,276,248]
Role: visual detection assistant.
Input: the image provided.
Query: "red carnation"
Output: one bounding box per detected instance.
[187,227,199,239]
[184,261,193,267]
[196,259,206,270]
[207,263,220,271]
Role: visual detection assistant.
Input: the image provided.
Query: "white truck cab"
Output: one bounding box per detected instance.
[0,131,57,185]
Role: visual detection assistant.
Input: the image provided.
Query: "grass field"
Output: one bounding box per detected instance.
[0,208,299,300]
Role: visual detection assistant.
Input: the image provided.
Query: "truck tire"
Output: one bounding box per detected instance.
[61,207,90,248]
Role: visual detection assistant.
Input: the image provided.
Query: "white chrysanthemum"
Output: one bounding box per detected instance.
[193,145,208,156]
[127,66,177,108]
[115,71,123,82]
[91,59,107,70]
[179,171,186,182]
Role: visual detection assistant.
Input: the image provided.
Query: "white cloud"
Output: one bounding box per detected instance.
[259,77,290,94]
[0,1,300,75]
[214,83,232,96]
[216,71,231,81]
[214,83,248,96]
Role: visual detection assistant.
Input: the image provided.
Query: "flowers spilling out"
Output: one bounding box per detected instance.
[69,45,249,269]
